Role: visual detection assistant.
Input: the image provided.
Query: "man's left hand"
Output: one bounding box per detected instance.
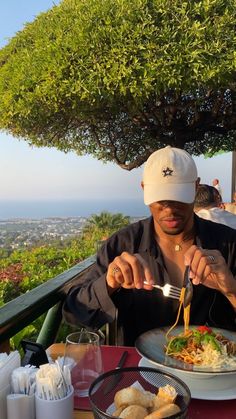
[184,245,236,300]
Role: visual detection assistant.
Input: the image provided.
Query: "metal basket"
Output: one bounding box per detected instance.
[89,366,191,419]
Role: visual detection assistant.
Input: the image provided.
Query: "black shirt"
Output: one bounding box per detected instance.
[63,215,236,346]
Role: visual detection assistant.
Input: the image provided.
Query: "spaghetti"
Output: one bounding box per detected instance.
[165,286,236,367]
[166,287,190,340]
[165,326,236,367]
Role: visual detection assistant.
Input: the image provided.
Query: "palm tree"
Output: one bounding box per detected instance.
[83,211,130,243]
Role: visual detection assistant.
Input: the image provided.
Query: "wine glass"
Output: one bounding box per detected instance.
[64,330,103,398]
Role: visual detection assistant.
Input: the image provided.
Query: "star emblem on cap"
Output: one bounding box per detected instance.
[162,167,173,177]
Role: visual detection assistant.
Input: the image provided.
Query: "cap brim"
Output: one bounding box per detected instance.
[144,183,196,205]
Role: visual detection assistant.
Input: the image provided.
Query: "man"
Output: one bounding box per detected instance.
[194,184,236,229]
[63,146,236,346]
[212,178,222,197]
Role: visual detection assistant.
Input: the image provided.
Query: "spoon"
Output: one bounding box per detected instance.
[183,265,193,307]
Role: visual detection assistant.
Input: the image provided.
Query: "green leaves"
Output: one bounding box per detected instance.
[0,211,130,305]
[0,0,236,166]
[201,333,221,352]
[166,336,188,353]
[0,210,130,347]
[82,211,130,249]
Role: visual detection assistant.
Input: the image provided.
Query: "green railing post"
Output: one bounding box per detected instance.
[36,302,63,348]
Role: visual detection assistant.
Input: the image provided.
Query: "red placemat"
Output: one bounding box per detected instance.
[74,345,140,410]
[188,399,236,419]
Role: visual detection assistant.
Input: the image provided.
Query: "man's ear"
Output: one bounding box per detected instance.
[141,181,144,190]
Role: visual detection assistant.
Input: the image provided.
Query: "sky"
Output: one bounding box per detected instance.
[0,0,233,207]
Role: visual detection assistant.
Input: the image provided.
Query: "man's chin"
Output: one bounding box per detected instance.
[161,226,183,235]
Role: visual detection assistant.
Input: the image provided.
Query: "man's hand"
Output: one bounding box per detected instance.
[106,252,154,292]
[184,245,236,301]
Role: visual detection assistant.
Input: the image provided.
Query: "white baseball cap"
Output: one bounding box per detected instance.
[143,146,198,205]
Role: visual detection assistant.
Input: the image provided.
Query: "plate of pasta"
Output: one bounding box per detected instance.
[135,326,236,376]
[135,326,236,399]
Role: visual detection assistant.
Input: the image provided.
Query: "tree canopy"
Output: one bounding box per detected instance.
[0,0,236,169]
[83,211,130,240]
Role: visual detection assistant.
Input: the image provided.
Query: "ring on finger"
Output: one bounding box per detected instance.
[208,255,215,263]
[112,266,120,276]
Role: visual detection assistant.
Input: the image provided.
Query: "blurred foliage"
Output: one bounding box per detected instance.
[0,212,130,348]
[0,0,236,168]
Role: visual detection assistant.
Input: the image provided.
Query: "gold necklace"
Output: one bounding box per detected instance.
[174,242,184,252]
[155,236,186,251]
[173,235,195,251]
[155,229,195,252]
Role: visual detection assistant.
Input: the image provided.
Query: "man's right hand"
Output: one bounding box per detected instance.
[106,252,154,293]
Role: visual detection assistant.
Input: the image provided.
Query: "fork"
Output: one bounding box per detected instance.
[183,265,193,307]
[143,281,182,300]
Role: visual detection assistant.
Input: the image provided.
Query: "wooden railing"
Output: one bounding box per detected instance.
[0,255,96,352]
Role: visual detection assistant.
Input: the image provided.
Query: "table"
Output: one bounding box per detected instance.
[48,344,236,419]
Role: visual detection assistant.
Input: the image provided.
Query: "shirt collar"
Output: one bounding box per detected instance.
[139,214,203,253]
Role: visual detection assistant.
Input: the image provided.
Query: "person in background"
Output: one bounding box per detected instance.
[225,191,236,215]
[63,146,236,346]
[194,184,236,229]
[212,178,222,197]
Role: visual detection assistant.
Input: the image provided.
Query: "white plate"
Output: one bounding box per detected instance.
[139,357,236,400]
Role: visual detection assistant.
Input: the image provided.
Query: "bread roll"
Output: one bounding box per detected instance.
[157,385,177,403]
[114,387,154,409]
[112,407,124,417]
[145,403,181,418]
[152,384,177,410]
[119,404,148,418]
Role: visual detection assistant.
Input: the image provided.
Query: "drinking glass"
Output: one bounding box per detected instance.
[64,330,103,398]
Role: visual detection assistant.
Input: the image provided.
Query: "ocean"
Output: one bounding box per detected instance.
[0,199,149,219]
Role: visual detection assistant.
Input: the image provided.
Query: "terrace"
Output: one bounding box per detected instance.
[1,248,236,419]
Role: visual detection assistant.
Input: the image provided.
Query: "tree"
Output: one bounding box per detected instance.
[83,211,130,240]
[0,0,236,169]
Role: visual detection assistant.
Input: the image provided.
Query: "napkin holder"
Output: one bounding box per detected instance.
[35,386,74,419]
[0,351,21,419]
[7,393,35,419]
[0,384,10,419]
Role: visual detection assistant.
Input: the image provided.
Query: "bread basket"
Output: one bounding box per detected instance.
[88,366,191,419]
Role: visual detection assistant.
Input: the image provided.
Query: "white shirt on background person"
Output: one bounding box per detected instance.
[196,207,236,229]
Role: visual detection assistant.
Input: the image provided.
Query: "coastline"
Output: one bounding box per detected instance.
[0,199,149,219]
